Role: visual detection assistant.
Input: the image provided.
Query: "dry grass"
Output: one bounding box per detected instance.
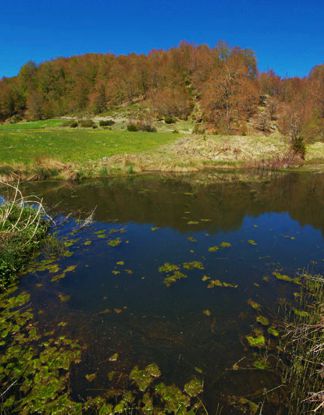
[0,182,51,289]
[0,134,323,182]
[281,274,324,414]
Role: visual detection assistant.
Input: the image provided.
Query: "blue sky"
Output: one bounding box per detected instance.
[0,0,323,78]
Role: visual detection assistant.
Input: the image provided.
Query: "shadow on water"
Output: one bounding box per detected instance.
[12,172,324,413]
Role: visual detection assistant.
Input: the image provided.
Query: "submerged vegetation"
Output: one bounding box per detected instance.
[0,286,206,414]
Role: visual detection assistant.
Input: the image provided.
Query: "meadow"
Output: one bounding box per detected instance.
[0,119,323,181]
[0,120,178,164]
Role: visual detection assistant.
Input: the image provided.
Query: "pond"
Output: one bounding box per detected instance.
[4,172,324,414]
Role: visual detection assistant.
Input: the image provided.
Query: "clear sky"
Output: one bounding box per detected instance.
[0,0,323,78]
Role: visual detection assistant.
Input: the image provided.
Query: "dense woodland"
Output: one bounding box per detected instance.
[0,41,323,140]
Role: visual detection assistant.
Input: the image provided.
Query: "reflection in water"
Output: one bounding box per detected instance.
[16,172,324,413]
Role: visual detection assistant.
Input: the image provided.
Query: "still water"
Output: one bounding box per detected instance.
[18,172,324,413]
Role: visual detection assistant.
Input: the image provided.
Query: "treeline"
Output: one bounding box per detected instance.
[0,41,323,138]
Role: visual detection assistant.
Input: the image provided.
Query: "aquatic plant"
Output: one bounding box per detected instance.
[219,241,231,248]
[0,286,207,414]
[273,272,301,285]
[182,261,204,270]
[267,326,279,337]
[130,363,161,392]
[164,271,187,287]
[207,279,238,288]
[247,298,261,311]
[228,396,259,414]
[158,262,179,273]
[208,245,219,252]
[246,330,266,348]
[107,237,122,247]
[256,315,270,326]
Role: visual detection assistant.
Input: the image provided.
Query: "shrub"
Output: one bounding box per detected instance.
[99,119,115,127]
[164,116,176,124]
[141,124,157,132]
[79,119,95,128]
[127,123,138,132]
[127,121,156,132]
[62,120,78,128]
[9,115,23,124]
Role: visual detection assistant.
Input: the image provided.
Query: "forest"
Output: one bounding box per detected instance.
[0,41,323,143]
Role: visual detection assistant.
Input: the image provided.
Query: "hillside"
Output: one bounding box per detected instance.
[0,42,323,144]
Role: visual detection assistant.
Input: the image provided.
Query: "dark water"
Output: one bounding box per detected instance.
[18,172,324,413]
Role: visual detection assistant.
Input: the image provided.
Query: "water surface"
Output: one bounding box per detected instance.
[18,172,324,413]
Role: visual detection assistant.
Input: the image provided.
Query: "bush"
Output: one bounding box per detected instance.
[127,123,139,132]
[141,124,157,132]
[164,116,176,124]
[62,120,78,128]
[127,121,156,132]
[99,119,115,127]
[9,115,23,124]
[291,135,306,159]
[79,119,95,128]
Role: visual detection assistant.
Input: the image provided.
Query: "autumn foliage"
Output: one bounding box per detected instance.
[0,42,323,139]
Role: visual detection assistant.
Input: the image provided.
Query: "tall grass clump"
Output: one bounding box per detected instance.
[280,274,324,414]
[0,182,50,290]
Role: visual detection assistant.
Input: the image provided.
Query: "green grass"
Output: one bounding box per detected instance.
[0,119,64,130]
[0,123,178,164]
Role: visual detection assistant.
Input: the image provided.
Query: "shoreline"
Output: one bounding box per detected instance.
[1,158,324,183]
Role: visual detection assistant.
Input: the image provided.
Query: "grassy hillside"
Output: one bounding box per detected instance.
[0,121,178,164]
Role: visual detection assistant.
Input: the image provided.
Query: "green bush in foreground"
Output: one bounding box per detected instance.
[0,186,49,289]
